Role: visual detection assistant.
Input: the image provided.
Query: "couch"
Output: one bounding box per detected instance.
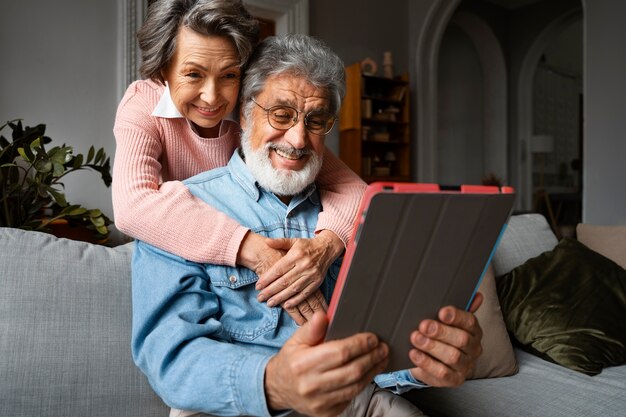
[1,213,625,416]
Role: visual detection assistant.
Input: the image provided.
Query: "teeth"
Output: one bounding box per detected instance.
[275,148,300,160]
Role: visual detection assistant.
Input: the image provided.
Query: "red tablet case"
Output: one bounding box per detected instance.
[325,182,515,372]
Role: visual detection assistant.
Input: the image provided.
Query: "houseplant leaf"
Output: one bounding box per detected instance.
[0,120,112,239]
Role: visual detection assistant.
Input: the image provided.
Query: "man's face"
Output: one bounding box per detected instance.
[240,73,329,196]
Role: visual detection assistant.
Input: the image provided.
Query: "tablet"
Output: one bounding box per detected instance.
[325,182,516,372]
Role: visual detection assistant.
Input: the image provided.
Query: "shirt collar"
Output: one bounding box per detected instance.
[152,83,232,136]
[228,149,319,206]
[152,83,184,118]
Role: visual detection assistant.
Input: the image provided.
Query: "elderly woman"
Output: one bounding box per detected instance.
[112,0,366,320]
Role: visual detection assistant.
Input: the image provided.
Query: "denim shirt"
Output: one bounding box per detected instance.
[131,151,423,417]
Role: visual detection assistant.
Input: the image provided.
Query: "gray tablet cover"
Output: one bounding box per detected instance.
[325,188,515,372]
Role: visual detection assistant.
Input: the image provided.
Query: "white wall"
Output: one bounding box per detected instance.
[583,0,626,224]
[0,0,119,218]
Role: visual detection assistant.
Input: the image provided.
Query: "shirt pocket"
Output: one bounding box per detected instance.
[207,266,280,342]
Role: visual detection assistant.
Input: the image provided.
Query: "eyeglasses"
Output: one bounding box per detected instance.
[250,97,337,136]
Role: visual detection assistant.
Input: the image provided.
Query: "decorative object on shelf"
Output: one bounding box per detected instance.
[360,57,378,76]
[361,98,373,118]
[383,51,394,79]
[384,151,397,172]
[0,120,112,242]
[371,131,390,142]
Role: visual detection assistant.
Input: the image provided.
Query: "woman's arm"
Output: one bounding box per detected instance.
[112,126,249,265]
[112,82,249,265]
[315,148,368,245]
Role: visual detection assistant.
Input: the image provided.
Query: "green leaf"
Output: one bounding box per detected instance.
[96,224,108,235]
[52,162,65,177]
[72,153,83,168]
[94,148,104,164]
[30,137,42,150]
[68,207,87,216]
[35,159,53,173]
[87,146,95,163]
[49,146,69,164]
[37,183,49,198]
[90,216,106,228]
[17,147,32,162]
[47,186,67,206]
[88,209,102,218]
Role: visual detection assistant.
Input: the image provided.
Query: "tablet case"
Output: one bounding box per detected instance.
[325,182,516,372]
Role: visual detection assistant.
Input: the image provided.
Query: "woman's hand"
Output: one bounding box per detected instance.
[237,231,341,324]
[236,231,284,276]
[255,230,344,310]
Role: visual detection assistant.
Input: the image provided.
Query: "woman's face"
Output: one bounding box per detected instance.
[162,26,241,137]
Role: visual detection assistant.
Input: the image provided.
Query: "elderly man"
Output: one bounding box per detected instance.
[131,34,483,417]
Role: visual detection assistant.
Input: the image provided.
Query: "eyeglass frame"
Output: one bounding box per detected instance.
[249,97,338,136]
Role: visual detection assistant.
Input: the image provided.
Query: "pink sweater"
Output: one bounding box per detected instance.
[112,80,366,265]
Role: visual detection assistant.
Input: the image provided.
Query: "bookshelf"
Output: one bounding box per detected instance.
[339,62,411,182]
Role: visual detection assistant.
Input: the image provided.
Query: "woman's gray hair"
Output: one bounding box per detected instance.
[240,34,346,119]
[138,0,259,84]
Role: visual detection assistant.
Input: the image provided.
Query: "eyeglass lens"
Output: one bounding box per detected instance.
[267,105,335,135]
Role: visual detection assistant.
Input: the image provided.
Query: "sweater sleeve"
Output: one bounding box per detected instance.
[112,84,248,265]
[315,148,367,246]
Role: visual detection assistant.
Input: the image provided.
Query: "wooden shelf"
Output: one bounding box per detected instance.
[339,62,411,183]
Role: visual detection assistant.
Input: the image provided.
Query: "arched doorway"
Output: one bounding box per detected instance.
[413,2,507,188]
[516,9,583,213]
[414,0,583,215]
[437,11,508,186]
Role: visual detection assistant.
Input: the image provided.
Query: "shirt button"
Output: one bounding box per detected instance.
[229,275,237,283]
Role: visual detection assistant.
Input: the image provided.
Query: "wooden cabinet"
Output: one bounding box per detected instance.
[339,62,411,182]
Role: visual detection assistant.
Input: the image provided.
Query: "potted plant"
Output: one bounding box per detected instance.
[0,119,112,241]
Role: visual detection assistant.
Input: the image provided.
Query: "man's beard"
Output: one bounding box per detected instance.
[240,126,323,197]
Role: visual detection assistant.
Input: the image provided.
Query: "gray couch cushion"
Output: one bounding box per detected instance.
[492,214,558,277]
[404,349,626,417]
[0,228,167,417]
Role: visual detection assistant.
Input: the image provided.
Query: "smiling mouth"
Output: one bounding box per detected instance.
[196,105,221,114]
[274,148,301,160]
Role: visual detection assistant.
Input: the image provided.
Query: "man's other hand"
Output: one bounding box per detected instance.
[408,293,484,387]
[264,312,388,417]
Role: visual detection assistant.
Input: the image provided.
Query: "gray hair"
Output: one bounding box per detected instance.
[240,34,346,119]
[137,0,259,84]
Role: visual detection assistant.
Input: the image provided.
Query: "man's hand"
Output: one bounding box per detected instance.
[255,230,344,309]
[237,232,330,324]
[408,293,484,387]
[265,312,388,417]
[284,290,328,326]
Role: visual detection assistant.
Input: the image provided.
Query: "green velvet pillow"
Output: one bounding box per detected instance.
[496,237,626,375]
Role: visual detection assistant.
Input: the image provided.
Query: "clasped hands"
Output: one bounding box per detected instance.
[237,229,343,325]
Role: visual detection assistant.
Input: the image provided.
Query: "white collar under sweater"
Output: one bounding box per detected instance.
[151,83,234,136]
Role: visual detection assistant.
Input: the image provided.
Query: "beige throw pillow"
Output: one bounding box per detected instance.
[576,224,626,269]
[468,264,519,379]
